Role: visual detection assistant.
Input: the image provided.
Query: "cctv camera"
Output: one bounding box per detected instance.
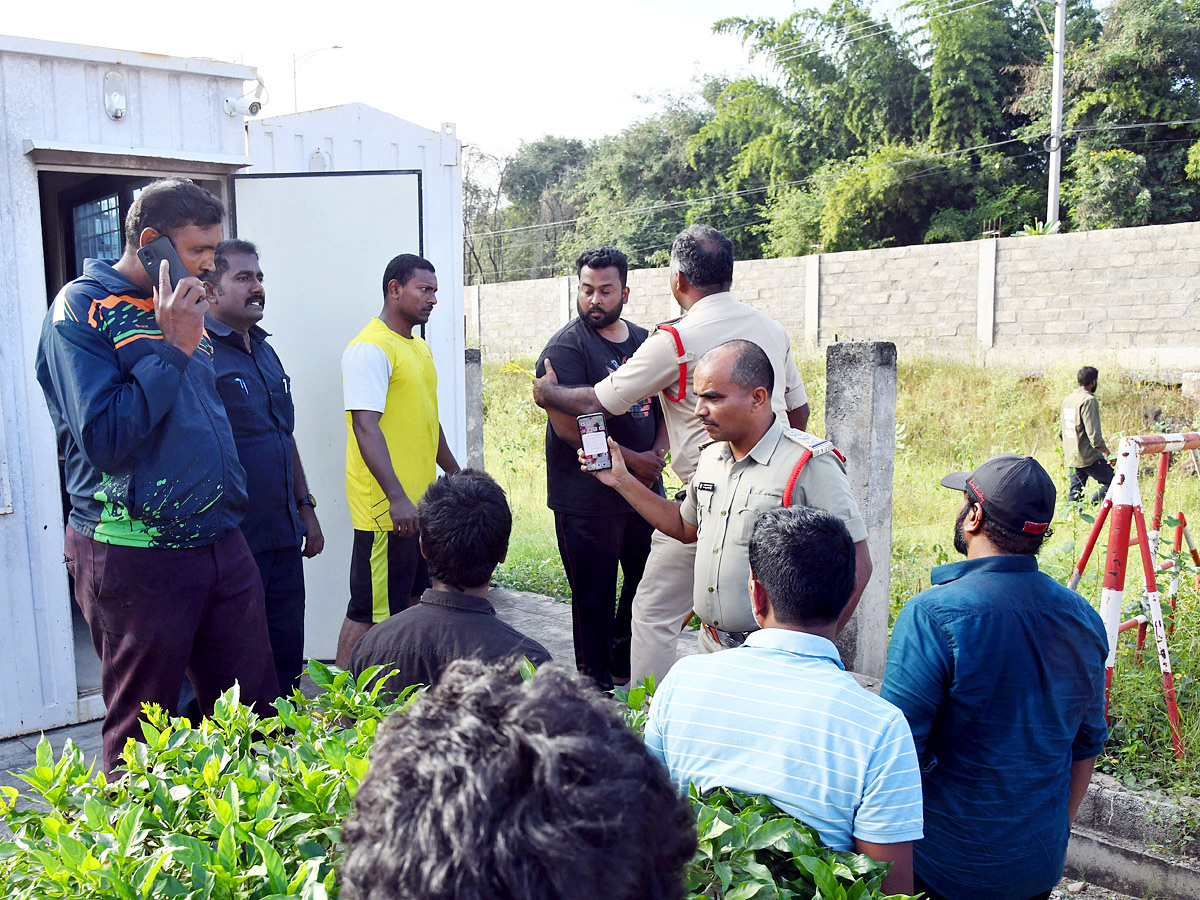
[224,97,263,117]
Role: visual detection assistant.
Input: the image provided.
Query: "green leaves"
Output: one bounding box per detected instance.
[1,661,911,900]
[0,660,414,899]
[684,788,915,900]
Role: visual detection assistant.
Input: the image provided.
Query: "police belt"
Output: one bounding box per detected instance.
[702,621,752,649]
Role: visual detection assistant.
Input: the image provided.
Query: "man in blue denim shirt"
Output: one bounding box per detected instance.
[880,455,1108,900]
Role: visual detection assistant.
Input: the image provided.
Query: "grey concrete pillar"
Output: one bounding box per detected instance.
[464,348,485,470]
[825,341,896,681]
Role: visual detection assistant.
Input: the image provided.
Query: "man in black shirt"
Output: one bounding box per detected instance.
[535,247,667,690]
[204,239,325,700]
[348,470,550,694]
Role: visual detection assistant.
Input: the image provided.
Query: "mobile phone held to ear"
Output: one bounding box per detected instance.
[137,235,190,292]
[577,412,613,471]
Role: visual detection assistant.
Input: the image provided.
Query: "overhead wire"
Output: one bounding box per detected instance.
[761,0,973,58]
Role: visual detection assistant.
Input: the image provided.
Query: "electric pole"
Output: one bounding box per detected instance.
[1046,0,1067,225]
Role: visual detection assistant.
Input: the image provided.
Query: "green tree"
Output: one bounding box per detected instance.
[499,136,592,280]
[564,94,758,267]
[1062,147,1154,227]
[1017,0,1200,227]
[909,0,1045,151]
[696,0,929,191]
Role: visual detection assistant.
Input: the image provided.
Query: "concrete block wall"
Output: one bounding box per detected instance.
[994,224,1200,351]
[470,221,1200,373]
[819,243,977,351]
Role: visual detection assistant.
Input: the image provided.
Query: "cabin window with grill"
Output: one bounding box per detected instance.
[71,194,122,273]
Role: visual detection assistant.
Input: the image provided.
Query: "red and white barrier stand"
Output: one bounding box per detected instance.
[1067,432,1200,761]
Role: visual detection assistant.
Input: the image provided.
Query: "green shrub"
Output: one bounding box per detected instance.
[0,662,415,900]
[1,665,912,899]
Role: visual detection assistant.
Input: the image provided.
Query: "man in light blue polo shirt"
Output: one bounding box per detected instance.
[644,506,922,896]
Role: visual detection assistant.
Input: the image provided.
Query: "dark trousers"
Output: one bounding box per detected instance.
[257,545,306,697]
[1069,458,1114,502]
[181,543,306,716]
[65,526,278,776]
[913,873,1050,900]
[554,511,653,691]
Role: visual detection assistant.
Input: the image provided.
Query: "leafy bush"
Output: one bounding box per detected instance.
[1,665,911,899]
[0,662,415,900]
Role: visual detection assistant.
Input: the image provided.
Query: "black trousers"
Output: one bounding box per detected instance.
[554,511,653,691]
[256,545,307,697]
[914,873,1051,900]
[1069,458,1114,502]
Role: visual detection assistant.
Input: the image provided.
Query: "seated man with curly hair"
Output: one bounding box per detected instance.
[339,659,697,900]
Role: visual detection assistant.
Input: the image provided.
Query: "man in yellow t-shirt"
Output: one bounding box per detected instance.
[336,254,460,667]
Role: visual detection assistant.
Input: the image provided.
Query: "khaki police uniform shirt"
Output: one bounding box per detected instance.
[593,292,807,481]
[678,420,868,633]
[1061,386,1107,468]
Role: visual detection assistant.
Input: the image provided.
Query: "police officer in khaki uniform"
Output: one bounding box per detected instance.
[580,340,872,652]
[534,226,811,680]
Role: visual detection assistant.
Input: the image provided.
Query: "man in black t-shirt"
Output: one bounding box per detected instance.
[535,247,668,690]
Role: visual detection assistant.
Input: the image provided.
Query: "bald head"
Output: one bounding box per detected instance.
[693,340,776,454]
[716,340,773,395]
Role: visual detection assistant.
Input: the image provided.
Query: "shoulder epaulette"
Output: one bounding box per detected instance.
[782,429,841,458]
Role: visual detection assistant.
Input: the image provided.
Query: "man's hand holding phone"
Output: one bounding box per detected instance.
[579,438,630,490]
[152,257,209,357]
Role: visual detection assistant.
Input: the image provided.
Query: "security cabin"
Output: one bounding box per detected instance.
[0,35,465,738]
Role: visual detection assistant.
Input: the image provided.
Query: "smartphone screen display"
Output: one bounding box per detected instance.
[577,413,612,471]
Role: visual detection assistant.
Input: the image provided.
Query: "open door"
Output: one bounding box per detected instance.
[232,170,423,661]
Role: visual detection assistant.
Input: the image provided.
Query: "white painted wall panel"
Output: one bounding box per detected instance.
[232,172,423,661]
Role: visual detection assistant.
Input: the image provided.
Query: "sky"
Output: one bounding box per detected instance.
[3,0,809,155]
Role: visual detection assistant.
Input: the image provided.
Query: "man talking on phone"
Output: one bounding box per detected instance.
[35,178,277,776]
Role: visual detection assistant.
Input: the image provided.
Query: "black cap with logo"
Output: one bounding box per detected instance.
[940,453,1056,535]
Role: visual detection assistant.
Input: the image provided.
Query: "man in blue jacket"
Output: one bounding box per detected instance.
[880,455,1108,900]
[36,178,277,776]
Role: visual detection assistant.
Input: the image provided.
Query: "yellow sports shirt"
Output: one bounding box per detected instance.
[342,318,439,530]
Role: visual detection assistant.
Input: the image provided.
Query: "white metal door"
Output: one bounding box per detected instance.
[232,171,427,661]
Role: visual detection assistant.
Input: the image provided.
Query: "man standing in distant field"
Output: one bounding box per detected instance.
[533,225,811,686]
[205,239,324,699]
[881,454,1108,900]
[1061,365,1113,502]
[337,254,461,668]
[536,246,668,690]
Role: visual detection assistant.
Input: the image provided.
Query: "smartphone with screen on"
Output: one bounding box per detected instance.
[136,235,190,293]
[577,412,613,472]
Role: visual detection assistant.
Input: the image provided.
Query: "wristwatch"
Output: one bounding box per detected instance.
[297,494,317,510]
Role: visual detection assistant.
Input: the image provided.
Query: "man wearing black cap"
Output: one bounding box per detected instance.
[880,454,1108,900]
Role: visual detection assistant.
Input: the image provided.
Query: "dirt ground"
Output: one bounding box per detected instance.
[1052,878,1139,900]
